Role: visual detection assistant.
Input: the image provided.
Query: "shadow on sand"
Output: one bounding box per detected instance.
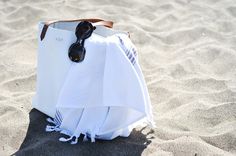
[13,109,154,156]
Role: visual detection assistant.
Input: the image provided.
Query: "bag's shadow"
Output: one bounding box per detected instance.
[13,109,154,156]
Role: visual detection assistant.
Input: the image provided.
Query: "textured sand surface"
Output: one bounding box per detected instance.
[0,0,236,155]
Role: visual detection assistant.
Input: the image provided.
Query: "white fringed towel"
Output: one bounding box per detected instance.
[46,33,155,144]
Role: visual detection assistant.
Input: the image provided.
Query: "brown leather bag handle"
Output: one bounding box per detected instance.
[40,18,113,41]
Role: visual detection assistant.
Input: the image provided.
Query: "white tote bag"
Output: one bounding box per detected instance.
[32,18,155,143]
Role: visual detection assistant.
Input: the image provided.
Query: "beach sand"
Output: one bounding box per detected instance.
[0,0,236,155]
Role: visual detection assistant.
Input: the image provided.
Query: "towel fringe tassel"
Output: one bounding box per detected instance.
[59,136,73,142]
[91,132,96,143]
[83,133,88,142]
[45,117,99,144]
[45,125,60,132]
[71,136,79,144]
[46,117,57,125]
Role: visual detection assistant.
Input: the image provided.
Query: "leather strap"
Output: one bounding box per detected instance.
[40,18,113,41]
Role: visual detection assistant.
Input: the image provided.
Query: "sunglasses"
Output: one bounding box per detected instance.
[68,21,95,63]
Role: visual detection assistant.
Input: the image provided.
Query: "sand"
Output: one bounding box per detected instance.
[0,0,236,155]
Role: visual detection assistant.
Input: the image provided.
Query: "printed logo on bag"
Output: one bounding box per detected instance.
[56,37,63,41]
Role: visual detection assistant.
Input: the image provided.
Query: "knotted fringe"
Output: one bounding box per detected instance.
[45,125,60,132]
[83,133,88,142]
[82,132,96,143]
[85,128,97,143]
[46,117,57,125]
[59,136,79,144]
[46,117,80,145]
[59,136,73,142]
[45,117,61,132]
[45,116,97,144]
[90,132,96,143]
[58,133,96,144]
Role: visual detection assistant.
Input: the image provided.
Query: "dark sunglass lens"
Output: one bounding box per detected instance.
[68,21,94,63]
[68,43,86,62]
[75,21,94,40]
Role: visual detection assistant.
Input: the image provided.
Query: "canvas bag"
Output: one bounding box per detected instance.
[32,18,155,143]
[32,19,114,117]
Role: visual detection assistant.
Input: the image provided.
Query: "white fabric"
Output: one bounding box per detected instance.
[32,22,128,117]
[32,21,156,143]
